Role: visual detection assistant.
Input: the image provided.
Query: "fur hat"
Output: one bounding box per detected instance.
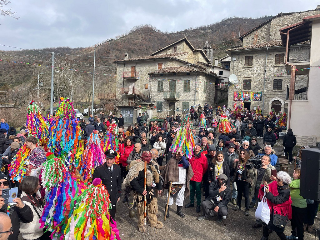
[141,151,152,163]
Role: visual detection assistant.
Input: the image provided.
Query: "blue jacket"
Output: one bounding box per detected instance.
[0,122,9,132]
[259,153,278,166]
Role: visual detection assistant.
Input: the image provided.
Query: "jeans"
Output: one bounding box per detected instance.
[232,181,238,199]
[189,181,202,207]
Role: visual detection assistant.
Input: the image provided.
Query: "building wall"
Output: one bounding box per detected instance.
[290,19,320,142]
[243,9,320,47]
[115,60,183,106]
[149,74,215,118]
[289,45,310,62]
[228,49,290,113]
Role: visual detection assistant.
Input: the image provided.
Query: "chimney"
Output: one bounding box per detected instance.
[124,53,129,60]
[214,58,219,66]
[203,41,213,63]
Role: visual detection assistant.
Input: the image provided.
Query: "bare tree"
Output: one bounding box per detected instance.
[0,0,18,19]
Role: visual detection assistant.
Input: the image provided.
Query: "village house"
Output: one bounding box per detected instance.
[114,38,219,124]
[280,14,320,144]
[227,6,320,114]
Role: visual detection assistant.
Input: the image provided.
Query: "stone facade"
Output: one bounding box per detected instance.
[228,7,320,114]
[114,38,218,123]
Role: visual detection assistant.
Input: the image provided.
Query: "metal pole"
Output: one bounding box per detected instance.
[37,72,40,98]
[50,52,54,115]
[262,47,268,115]
[92,48,95,115]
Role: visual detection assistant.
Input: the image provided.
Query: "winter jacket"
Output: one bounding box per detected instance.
[290,179,307,208]
[225,152,239,178]
[190,153,208,182]
[207,160,230,185]
[20,192,44,240]
[0,202,33,240]
[94,122,105,132]
[119,145,134,167]
[208,180,231,207]
[234,160,256,187]
[244,127,257,137]
[256,119,265,131]
[118,117,124,127]
[250,143,262,156]
[127,150,142,166]
[0,122,9,132]
[283,130,296,149]
[84,124,95,138]
[263,131,276,146]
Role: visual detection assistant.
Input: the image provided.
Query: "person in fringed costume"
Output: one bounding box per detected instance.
[125,151,163,232]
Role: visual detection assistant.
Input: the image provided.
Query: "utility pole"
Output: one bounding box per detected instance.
[50,52,54,115]
[92,48,96,115]
[37,72,40,98]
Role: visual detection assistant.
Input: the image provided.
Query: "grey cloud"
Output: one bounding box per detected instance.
[0,0,319,50]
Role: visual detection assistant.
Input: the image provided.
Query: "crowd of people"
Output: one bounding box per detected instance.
[0,101,317,240]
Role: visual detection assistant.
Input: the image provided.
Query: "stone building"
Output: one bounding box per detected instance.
[280,14,320,143]
[227,6,320,114]
[114,38,218,124]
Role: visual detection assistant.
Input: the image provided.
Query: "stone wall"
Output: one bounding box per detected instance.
[149,74,215,118]
[243,9,320,46]
[228,48,290,113]
[289,44,310,62]
[115,59,183,106]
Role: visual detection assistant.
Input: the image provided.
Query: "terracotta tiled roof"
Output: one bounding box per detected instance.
[114,52,188,63]
[149,65,216,77]
[227,41,284,51]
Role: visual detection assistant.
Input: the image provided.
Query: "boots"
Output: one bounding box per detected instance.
[176,206,185,218]
[166,205,170,218]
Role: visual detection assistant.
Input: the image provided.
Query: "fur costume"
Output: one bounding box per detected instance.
[122,160,153,189]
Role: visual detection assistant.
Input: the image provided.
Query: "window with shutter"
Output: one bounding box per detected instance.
[157,81,163,92]
[182,102,189,114]
[243,79,251,90]
[184,80,190,92]
[158,63,163,70]
[273,79,282,90]
[275,54,285,65]
[245,56,253,66]
[156,102,163,112]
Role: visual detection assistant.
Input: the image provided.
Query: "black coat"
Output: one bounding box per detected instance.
[208,181,231,207]
[0,204,33,240]
[256,119,265,130]
[93,164,122,204]
[84,124,95,138]
[244,127,257,137]
[283,131,296,148]
[250,143,262,156]
[263,131,276,146]
[118,117,124,127]
[207,160,230,185]
[94,122,105,132]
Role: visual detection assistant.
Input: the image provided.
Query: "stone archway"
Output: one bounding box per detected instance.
[269,97,284,113]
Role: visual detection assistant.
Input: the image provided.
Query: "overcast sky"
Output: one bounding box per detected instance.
[0,0,318,50]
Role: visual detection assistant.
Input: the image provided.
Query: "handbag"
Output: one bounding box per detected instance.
[273,213,288,229]
[255,195,270,224]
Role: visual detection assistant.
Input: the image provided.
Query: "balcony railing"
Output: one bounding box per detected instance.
[163,91,180,101]
[123,71,139,80]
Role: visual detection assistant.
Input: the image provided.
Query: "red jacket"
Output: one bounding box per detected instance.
[119,145,134,167]
[189,153,208,182]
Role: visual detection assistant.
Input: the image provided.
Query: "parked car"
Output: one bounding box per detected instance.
[75,109,84,119]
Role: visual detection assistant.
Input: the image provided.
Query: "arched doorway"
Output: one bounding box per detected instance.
[271,100,282,114]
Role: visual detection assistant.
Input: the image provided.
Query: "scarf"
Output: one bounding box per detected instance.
[215,161,224,179]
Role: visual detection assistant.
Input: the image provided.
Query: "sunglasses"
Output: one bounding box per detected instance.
[0,181,9,186]
[240,153,245,155]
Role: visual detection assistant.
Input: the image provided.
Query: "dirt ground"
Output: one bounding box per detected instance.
[116,192,319,240]
[115,137,320,240]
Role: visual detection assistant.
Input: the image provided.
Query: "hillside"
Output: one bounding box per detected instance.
[0,16,272,127]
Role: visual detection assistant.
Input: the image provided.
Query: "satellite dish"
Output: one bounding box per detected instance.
[229,74,238,84]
